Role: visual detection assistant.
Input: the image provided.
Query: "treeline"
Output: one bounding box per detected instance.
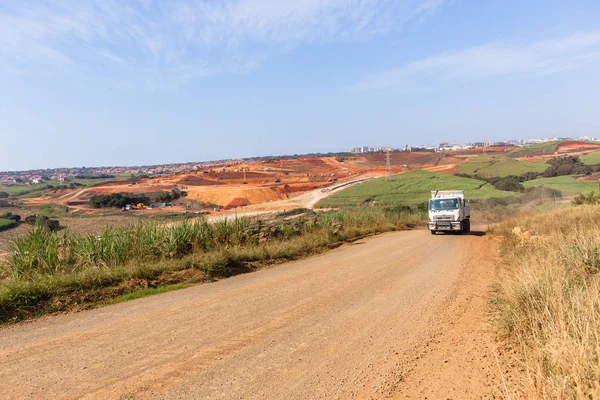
[89,193,150,208]
[542,156,593,177]
[44,183,84,190]
[156,189,187,203]
[247,152,354,162]
[89,190,188,208]
[74,174,115,179]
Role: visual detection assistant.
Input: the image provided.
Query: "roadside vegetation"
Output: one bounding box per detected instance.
[572,191,600,205]
[0,208,423,324]
[315,169,515,209]
[494,206,600,398]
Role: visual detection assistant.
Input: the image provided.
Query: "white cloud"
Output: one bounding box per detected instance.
[0,0,446,88]
[347,31,600,93]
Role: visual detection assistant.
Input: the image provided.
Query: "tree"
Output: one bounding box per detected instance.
[543,156,591,177]
[156,189,188,203]
[89,193,150,208]
[489,176,525,192]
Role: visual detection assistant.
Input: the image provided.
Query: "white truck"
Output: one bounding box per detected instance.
[427,190,471,234]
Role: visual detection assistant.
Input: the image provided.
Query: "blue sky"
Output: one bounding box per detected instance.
[1,0,600,171]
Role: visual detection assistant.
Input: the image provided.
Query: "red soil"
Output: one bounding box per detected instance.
[557,141,600,152]
[224,198,251,210]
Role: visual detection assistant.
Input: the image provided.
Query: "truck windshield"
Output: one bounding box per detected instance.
[429,198,459,210]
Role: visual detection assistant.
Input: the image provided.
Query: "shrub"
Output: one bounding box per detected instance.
[24,214,60,232]
[156,189,188,203]
[89,193,151,208]
[572,191,600,205]
[520,171,542,181]
[0,192,9,198]
[543,156,592,177]
[0,212,21,222]
[489,176,525,192]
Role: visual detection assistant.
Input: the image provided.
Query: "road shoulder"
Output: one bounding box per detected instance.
[387,233,505,399]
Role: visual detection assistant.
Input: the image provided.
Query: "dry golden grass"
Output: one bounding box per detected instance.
[494,206,600,398]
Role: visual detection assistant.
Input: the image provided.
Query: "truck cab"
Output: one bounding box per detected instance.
[427,190,470,234]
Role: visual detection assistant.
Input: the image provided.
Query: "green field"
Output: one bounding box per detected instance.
[316,169,516,208]
[508,141,562,157]
[457,156,548,178]
[0,218,18,232]
[580,151,600,166]
[0,175,127,198]
[522,175,598,196]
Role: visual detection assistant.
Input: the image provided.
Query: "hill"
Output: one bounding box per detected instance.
[580,151,600,166]
[508,141,562,157]
[315,169,515,209]
[509,141,600,158]
[522,175,597,196]
[456,155,547,178]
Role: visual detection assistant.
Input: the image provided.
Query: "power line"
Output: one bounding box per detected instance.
[385,147,392,181]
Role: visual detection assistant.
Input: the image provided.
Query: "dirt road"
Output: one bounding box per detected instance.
[0,228,503,399]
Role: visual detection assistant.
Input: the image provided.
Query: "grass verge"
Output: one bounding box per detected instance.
[106,283,194,304]
[0,210,423,325]
[493,206,600,398]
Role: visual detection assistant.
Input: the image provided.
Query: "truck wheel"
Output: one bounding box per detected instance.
[430,230,436,235]
[466,220,471,233]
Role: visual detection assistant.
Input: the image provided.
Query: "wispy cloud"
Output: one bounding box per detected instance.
[347,31,600,93]
[0,0,446,88]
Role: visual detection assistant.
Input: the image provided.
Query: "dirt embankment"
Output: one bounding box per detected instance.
[556,141,600,153]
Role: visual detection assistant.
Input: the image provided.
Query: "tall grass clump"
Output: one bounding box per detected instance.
[494,206,600,398]
[0,209,423,323]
